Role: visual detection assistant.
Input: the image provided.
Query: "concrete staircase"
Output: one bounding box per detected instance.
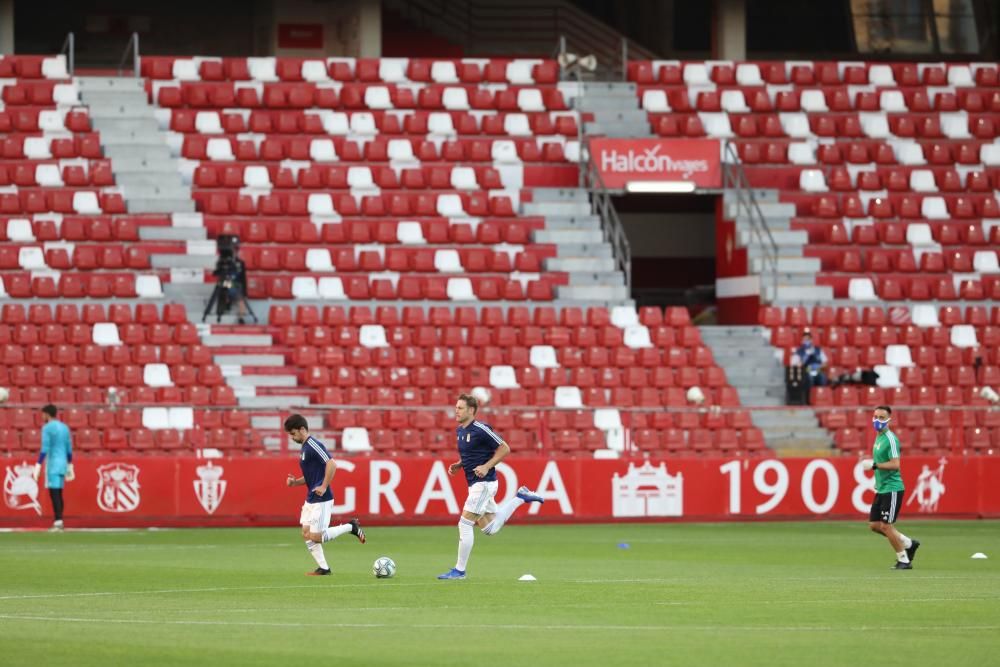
[78,76,194,214]
[700,325,833,454]
[525,188,631,305]
[724,191,833,304]
[569,82,652,137]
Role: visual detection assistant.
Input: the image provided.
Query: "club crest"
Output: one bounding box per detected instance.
[3,462,42,515]
[194,462,227,514]
[96,463,141,513]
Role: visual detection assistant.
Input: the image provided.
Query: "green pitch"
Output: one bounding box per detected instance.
[1,521,998,667]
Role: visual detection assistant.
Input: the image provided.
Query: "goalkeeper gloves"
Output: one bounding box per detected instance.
[861,459,874,471]
[32,464,41,481]
[66,464,75,482]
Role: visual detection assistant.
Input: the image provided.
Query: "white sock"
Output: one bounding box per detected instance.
[896,550,910,563]
[306,540,329,570]
[323,523,353,543]
[455,518,475,571]
[482,497,525,536]
[898,534,912,549]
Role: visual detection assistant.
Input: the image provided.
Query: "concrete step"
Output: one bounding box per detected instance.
[584,122,653,137]
[129,199,197,214]
[121,183,191,199]
[747,246,805,260]
[86,105,158,120]
[566,271,626,286]
[752,409,821,429]
[767,284,835,302]
[227,375,299,388]
[201,334,273,347]
[91,118,161,135]
[546,257,616,272]
[103,149,175,166]
[572,98,642,111]
[573,82,637,95]
[529,188,590,203]
[115,172,187,189]
[556,243,613,259]
[756,273,819,287]
[81,92,151,107]
[77,76,146,91]
[542,215,602,230]
[741,229,807,246]
[237,395,311,409]
[138,225,205,241]
[214,354,287,366]
[251,415,282,430]
[533,229,604,244]
[590,110,649,123]
[151,254,215,269]
[521,201,592,216]
[555,284,630,301]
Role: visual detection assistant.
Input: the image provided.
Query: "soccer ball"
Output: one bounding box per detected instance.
[372,556,396,579]
[0,387,9,403]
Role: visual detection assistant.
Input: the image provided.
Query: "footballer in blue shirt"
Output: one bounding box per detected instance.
[33,405,74,532]
[438,393,544,580]
[283,414,366,576]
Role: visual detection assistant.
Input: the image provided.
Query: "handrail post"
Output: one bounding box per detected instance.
[621,37,627,81]
[60,32,75,76]
[132,32,140,78]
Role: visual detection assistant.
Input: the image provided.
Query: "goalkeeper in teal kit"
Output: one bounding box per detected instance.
[32,405,75,531]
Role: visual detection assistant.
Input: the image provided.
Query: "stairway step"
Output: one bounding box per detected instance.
[138,224,204,239]
[201,334,274,347]
[214,354,287,366]
[227,375,299,388]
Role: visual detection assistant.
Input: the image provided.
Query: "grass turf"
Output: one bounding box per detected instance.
[0,521,997,666]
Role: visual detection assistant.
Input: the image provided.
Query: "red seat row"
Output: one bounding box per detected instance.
[0,160,114,187]
[0,385,237,407]
[0,272,152,299]
[0,343,213,368]
[240,246,545,273]
[0,302,187,325]
[0,321,198,346]
[0,190,125,215]
[193,190,516,217]
[194,162,504,190]
[0,216,141,242]
[205,218,540,245]
[760,304,1000,328]
[245,273,554,301]
[0,245,151,271]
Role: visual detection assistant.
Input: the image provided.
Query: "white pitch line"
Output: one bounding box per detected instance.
[656,596,1000,606]
[0,614,997,633]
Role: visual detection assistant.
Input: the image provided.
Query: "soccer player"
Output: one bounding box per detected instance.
[862,405,920,570]
[32,405,74,532]
[283,414,365,576]
[437,393,544,580]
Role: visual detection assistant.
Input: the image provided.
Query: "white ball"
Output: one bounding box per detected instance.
[471,386,491,406]
[0,387,9,403]
[372,556,396,579]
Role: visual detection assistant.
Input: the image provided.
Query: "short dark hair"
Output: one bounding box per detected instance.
[284,414,308,432]
[457,393,478,414]
[874,405,892,415]
[41,404,57,418]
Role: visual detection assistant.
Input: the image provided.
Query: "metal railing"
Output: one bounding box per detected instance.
[59,32,75,76]
[580,139,632,293]
[722,141,780,300]
[117,32,140,77]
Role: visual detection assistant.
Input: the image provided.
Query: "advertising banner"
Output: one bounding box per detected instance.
[589,138,722,189]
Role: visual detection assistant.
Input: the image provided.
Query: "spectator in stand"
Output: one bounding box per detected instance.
[795,330,828,387]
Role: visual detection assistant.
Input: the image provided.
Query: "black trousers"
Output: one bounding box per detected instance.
[49,488,64,521]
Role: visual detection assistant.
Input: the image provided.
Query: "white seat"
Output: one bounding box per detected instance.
[848,277,877,301]
[318,277,346,299]
[243,165,271,188]
[206,138,235,161]
[799,169,828,192]
[623,326,653,349]
[310,138,338,162]
[38,109,67,132]
[427,112,456,135]
[143,363,173,387]
[450,166,478,190]
[554,386,583,408]
[396,221,426,244]
[788,142,816,165]
[779,113,811,138]
[306,248,333,272]
[195,111,222,134]
[359,324,389,348]
[92,322,122,347]
[7,219,34,242]
[504,113,532,136]
[72,192,101,214]
[947,65,973,87]
[868,64,895,86]
[321,112,350,135]
[23,137,52,159]
[906,223,934,245]
[973,250,999,273]
[431,61,459,83]
[437,194,464,217]
[17,247,45,270]
[885,344,914,367]
[683,63,710,85]
[387,139,415,162]
[446,277,475,300]
[874,365,901,388]
[378,59,408,83]
[594,408,622,430]
[341,427,372,452]
[641,90,670,112]
[529,345,559,369]
[980,144,1000,166]
[564,141,583,162]
[491,140,520,164]
[735,64,763,85]
[859,113,890,138]
[308,193,336,216]
[301,60,330,82]
[291,277,318,299]
[41,55,68,79]
[879,90,906,112]
[921,197,948,219]
[610,305,639,328]
[911,304,941,328]
[800,90,828,112]
[35,164,63,187]
[909,169,937,192]
[506,60,538,84]
[52,83,80,105]
[940,113,971,139]
[699,112,733,138]
[894,142,926,165]
[347,166,375,190]
[489,365,519,389]
[720,89,749,113]
[136,275,163,298]
[517,89,545,112]
[142,407,170,430]
[951,325,979,348]
[442,87,470,110]
[349,113,377,135]
[247,57,278,81]
[434,249,463,272]
[364,86,392,109]
[167,407,194,430]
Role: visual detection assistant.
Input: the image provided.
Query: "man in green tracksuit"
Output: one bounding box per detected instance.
[862,405,920,570]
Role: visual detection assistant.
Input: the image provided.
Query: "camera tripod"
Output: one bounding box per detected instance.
[201,281,259,324]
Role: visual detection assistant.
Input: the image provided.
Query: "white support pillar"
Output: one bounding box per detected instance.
[714,0,746,61]
[358,0,381,57]
[0,0,14,55]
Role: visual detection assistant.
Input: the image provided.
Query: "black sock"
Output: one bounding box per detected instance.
[49,488,64,521]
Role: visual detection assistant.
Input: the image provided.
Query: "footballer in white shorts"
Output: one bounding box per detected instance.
[300,499,333,534]
[463,480,499,515]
